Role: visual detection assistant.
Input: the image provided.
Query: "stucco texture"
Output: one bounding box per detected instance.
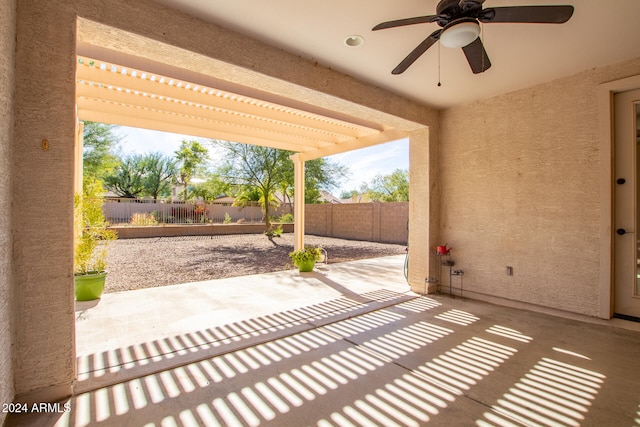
[11,1,80,401]
[0,0,15,422]
[10,0,435,402]
[439,57,640,316]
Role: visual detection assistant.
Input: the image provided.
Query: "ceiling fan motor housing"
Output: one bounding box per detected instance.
[436,0,484,26]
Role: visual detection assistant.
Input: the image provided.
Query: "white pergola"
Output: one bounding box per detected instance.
[76,55,407,249]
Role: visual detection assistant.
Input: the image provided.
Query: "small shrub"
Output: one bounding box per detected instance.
[130,212,159,226]
[265,224,283,238]
[74,180,117,275]
[151,211,163,223]
[223,212,232,224]
[279,213,294,223]
[194,204,208,223]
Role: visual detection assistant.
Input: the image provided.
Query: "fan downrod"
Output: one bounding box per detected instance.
[435,0,484,26]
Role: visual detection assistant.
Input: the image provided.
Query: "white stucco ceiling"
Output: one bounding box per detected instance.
[151,0,640,109]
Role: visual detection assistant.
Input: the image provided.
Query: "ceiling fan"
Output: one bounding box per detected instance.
[372,0,574,75]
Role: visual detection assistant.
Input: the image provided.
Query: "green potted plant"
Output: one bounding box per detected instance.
[289,246,322,272]
[74,179,117,301]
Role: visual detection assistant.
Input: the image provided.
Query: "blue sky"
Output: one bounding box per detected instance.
[115,126,408,195]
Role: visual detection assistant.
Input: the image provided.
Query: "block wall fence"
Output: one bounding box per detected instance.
[305,202,408,245]
[111,202,409,244]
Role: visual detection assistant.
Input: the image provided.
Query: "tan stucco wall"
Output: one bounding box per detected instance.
[439,57,640,316]
[11,0,437,401]
[12,1,78,402]
[0,0,15,421]
[409,127,439,293]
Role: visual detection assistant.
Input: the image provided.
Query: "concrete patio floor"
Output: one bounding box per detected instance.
[7,255,640,426]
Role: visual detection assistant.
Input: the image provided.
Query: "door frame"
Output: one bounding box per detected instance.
[598,74,640,319]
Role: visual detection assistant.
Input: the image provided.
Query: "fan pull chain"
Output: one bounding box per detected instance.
[437,40,442,87]
[481,23,485,72]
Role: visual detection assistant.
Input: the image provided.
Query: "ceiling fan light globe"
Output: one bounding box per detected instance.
[440,21,480,48]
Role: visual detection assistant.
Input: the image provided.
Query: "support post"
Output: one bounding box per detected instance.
[408,127,438,294]
[291,153,305,251]
[75,120,84,196]
[74,121,84,251]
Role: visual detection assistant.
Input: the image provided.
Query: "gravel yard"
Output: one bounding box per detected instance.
[105,234,407,293]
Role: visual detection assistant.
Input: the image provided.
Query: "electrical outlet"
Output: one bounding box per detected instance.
[452,269,464,275]
[425,277,437,283]
[506,266,513,276]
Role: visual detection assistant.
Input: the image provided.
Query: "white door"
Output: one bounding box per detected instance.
[614,89,640,319]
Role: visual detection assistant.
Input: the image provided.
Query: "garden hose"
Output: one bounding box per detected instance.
[404,248,409,282]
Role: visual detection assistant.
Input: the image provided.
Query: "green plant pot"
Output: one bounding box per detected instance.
[74,271,107,301]
[296,259,315,272]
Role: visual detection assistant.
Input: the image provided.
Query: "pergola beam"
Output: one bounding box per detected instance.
[77,107,314,152]
[295,129,408,161]
[77,97,332,151]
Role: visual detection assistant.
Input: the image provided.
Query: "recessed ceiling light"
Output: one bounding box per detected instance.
[344,35,364,47]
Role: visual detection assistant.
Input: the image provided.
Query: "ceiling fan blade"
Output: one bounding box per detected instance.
[462,37,491,74]
[372,15,439,31]
[481,5,574,24]
[392,30,442,75]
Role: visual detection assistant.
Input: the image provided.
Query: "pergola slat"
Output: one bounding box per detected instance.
[78,107,317,152]
[77,96,336,150]
[77,84,351,145]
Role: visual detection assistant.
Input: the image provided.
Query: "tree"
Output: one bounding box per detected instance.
[233,185,280,214]
[340,189,358,199]
[279,157,348,204]
[82,121,122,182]
[140,152,177,200]
[214,141,289,230]
[188,172,230,201]
[342,169,409,202]
[363,169,409,202]
[174,140,209,200]
[103,155,146,198]
[301,158,348,204]
[337,189,371,203]
[213,140,349,227]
